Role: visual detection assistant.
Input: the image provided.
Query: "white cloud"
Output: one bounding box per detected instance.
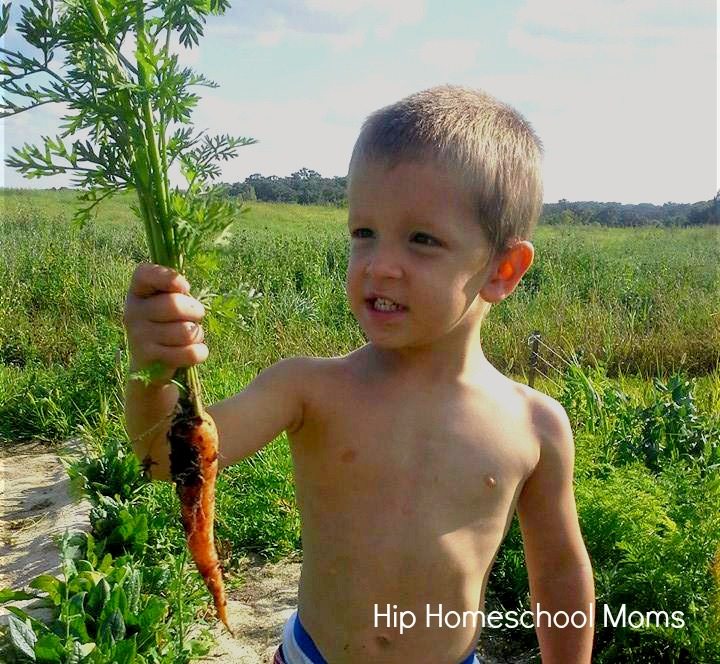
[187,92,354,181]
[473,61,715,203]
[510,0,714,67]
[178,74,442,185]
[305,0,408,13]
[498,0,716,202]
[515,0,710,36]
[371,0,427,39]
[326,30,366,52]
[207,0,425,48]
[507,27,602,61]
[256,29,287,47]
[416,38,482,71]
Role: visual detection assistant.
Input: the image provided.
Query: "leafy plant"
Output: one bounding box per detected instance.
[559,363,720,473]
[0,532,210,663]
[629,375,720,471]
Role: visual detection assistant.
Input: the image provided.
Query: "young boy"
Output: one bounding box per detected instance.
[124,85,595,664]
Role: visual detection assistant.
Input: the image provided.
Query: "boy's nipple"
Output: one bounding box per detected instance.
[484,474,497,489]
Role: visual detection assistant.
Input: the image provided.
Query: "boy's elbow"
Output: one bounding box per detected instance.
[130,433,173,483]
[531,557,595,601]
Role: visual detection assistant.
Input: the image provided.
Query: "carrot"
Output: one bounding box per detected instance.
[169,400,231,633]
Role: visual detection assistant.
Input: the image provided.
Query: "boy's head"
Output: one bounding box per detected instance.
[348,84,543,265]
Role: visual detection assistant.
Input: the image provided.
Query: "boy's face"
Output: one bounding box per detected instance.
[345,158,495,351]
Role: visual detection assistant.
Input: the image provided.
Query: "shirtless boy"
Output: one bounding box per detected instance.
[124,85,595,664]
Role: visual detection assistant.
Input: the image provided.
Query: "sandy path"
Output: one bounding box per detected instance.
[0,439,92,624]
[0,440,91,591]
[202,556,301,663]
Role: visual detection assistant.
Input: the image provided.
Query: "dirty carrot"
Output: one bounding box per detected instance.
[170,392,231,632]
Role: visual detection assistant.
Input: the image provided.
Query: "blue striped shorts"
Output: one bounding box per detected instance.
[273,610,480,663]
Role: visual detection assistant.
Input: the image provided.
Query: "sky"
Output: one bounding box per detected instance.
[1,0,716,204]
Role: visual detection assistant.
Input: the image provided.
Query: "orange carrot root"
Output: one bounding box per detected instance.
[169,408,232,633]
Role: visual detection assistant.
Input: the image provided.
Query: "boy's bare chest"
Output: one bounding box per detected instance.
[291,372,539,525]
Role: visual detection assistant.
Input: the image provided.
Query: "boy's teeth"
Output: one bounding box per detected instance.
[374,297,401,311]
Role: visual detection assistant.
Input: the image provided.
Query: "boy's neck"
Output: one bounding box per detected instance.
[366,335,492,388]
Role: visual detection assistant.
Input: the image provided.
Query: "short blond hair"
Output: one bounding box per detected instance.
[348,85,543,260]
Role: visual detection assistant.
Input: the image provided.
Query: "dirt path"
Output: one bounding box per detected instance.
[0,439,302,663]
[202,556,301,663]
[0,440,91,597]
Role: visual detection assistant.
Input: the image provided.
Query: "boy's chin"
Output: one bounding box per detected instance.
[361,329,401,347]
[363,331,415,350]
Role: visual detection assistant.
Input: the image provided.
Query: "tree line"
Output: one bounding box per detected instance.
[224,169,718,227]
[542,197,718,227]
[225,168,347,206]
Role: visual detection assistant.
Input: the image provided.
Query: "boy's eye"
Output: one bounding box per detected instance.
[412,232,440,247]
[351,228,373,239]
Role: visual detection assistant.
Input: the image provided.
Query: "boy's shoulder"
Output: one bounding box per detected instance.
[284,353,573,451]
[273,353,349,404]
[484,369,572,454]
[511,378,575,462]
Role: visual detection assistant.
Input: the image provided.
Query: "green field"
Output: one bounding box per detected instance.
[1,189,719,663]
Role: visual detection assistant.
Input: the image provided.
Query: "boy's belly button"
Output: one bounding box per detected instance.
[376,634,392,648]
[340,448,357,463]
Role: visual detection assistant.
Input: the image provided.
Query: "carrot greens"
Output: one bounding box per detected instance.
[1,0,255,412]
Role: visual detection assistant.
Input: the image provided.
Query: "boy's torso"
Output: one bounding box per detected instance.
[286,346,542,664]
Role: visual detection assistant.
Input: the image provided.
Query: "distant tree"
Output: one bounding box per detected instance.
[291,168,322,204]
[687,197,718,226]
[221,175,717,221]
[227,181,256,200]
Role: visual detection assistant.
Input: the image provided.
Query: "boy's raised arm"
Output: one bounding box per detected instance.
[123,263,307,480]
[516,395,595,664]
[207,357,306,471]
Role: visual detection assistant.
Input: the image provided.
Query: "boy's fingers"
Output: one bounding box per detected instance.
[142,293,205,323]
[130,263,190,298]
[151,341,210,368]
[148,321,205,347]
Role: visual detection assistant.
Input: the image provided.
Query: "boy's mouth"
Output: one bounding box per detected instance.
[366,297,407,313]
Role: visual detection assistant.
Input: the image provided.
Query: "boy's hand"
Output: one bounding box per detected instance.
[123,263,208,385]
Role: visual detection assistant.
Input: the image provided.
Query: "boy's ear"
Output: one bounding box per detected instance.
[479,241,534,303]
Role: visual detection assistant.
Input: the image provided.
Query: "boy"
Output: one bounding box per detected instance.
[124,85,595,664]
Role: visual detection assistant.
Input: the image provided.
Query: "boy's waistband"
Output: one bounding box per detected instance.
[274,610,481,664]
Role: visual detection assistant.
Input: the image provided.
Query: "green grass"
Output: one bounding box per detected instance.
[2,188,717,388]
[1,189,719,662]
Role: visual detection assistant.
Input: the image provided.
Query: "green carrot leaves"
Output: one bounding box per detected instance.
[2,0,256,273]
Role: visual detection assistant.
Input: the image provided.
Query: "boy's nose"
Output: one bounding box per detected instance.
[364,249,404,279]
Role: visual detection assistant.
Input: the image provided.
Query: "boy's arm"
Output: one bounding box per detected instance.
[125,356,308,481]
[516,395,595,664]
[208,357,307,471]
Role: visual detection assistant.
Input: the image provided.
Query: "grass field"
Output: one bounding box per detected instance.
[1,188,719,663]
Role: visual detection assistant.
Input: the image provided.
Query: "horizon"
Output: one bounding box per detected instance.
[1,1,716,205]
[1,185,715,208]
